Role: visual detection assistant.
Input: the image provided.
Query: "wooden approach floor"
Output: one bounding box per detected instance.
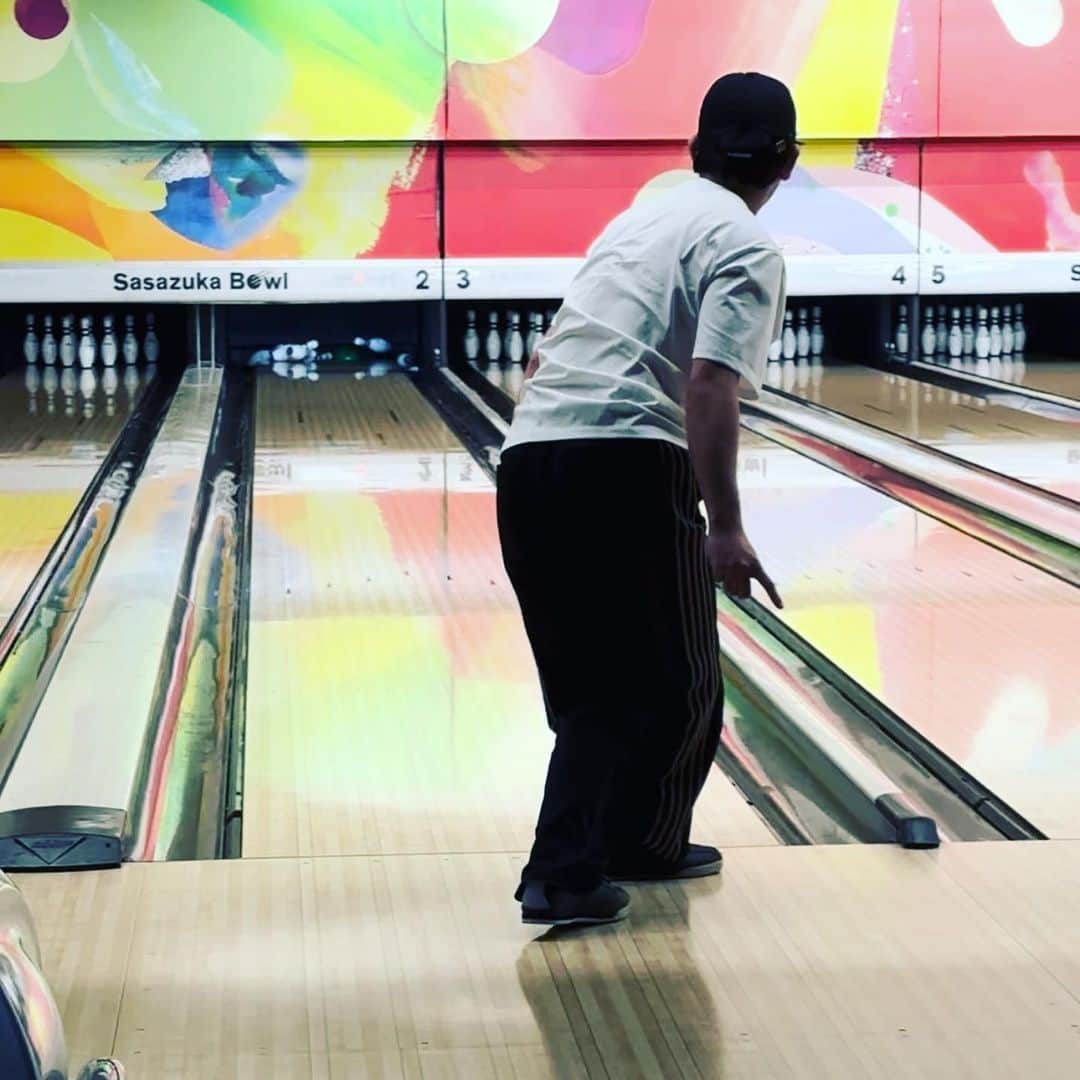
[15,840,1080,1079]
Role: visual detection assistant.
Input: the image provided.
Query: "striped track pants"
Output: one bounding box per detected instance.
[497,437,724,893]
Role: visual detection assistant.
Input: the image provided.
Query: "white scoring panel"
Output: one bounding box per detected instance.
[0,260,445,303]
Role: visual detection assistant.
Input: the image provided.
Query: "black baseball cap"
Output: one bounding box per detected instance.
[697,73,797,159]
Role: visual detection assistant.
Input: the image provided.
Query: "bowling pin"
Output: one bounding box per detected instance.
[506,312,525,365]
[921,306,936,358]
[975,306,991,359]
[143,312,160,364]
[100,313,118,367]
[122,314,139,364]
[77,314,96,369]
[101,366,118,417]
[23,313,39,364]
[894,304,910,357]
[1002,304,1014,355]
[544,309,556,332]
[41,314,57,366]
[59,314,76,367]
[795,307,810,360]
[79,368,97,419]
[1013,302,1027,352]
[24,361,40,415]
[934,305,947,354]
[42,365,58,415]
[463,310,480,366]
[768,338,782,362]
[781,310,796,360]
[809,305,825,359]
[989,307,1002,357]
[961,306,975,356]
[484,311,502,386]
[61,367,77,417]
[947,307,963,358]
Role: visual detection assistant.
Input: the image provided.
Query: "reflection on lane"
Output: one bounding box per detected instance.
[242,373,771,860]
[738,430,1080,840]
[0,371,129,626]
[783,365,1079,500]
[1008,359,1080,401]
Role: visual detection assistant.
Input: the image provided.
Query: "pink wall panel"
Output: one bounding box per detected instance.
[445,142,922,260]
[921,140,1080,253]
[940,0,1080,136]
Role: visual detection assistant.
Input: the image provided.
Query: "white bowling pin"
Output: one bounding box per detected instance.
[895,305,909,357]
[503,310,521,361]
[935,306,947,354]
[989,307,1002,357]
[463,310,480,366]
[122,314,139,364]
[41,314,57,366]
[506,312,525,365]
[1001,304,1014,355]
[59,314,76,367]
[485,312,501,363]
[23,313,39,364]
[947,307,963,358]
[975,307,991,359]
[1013,302,1027,352]
[809,305,825,359]
[77,314,96,369]
[921,306,936,357]
[143,312,160,364]
[768,338,782,362]
[100,313,118,367]
[781,310,796,360]
[961,306,975,356]
[795,307,810,360]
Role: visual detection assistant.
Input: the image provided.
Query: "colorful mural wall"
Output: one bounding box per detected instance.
[0,1,1078,266]
[0,143,438,261]
[2,1,1079,142]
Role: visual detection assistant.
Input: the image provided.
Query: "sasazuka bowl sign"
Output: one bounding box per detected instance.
[113,270,290,293]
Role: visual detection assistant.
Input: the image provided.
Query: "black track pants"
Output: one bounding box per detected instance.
[496,438,724,893]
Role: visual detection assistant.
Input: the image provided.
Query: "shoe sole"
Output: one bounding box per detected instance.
[522,904,630,928]
[609,858,722,883]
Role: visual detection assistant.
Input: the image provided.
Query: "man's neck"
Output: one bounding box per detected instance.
[701,172,768,215]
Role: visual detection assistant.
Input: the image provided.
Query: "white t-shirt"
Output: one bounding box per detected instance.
[503,175,786,451]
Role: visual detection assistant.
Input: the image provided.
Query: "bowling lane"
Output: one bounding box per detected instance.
[1007,359,1080,400]
[785,364,1079,499]
[739,429,1080,839]
[0,369,132,627]
[242,372,774,860]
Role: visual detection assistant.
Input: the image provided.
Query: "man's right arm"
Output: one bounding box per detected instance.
[685,360,782,607]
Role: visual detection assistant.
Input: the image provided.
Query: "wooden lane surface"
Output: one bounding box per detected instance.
[14,840,1080,1078]
[245,373,773,860]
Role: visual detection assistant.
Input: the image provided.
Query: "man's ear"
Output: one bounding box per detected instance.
[779,145,799,181]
